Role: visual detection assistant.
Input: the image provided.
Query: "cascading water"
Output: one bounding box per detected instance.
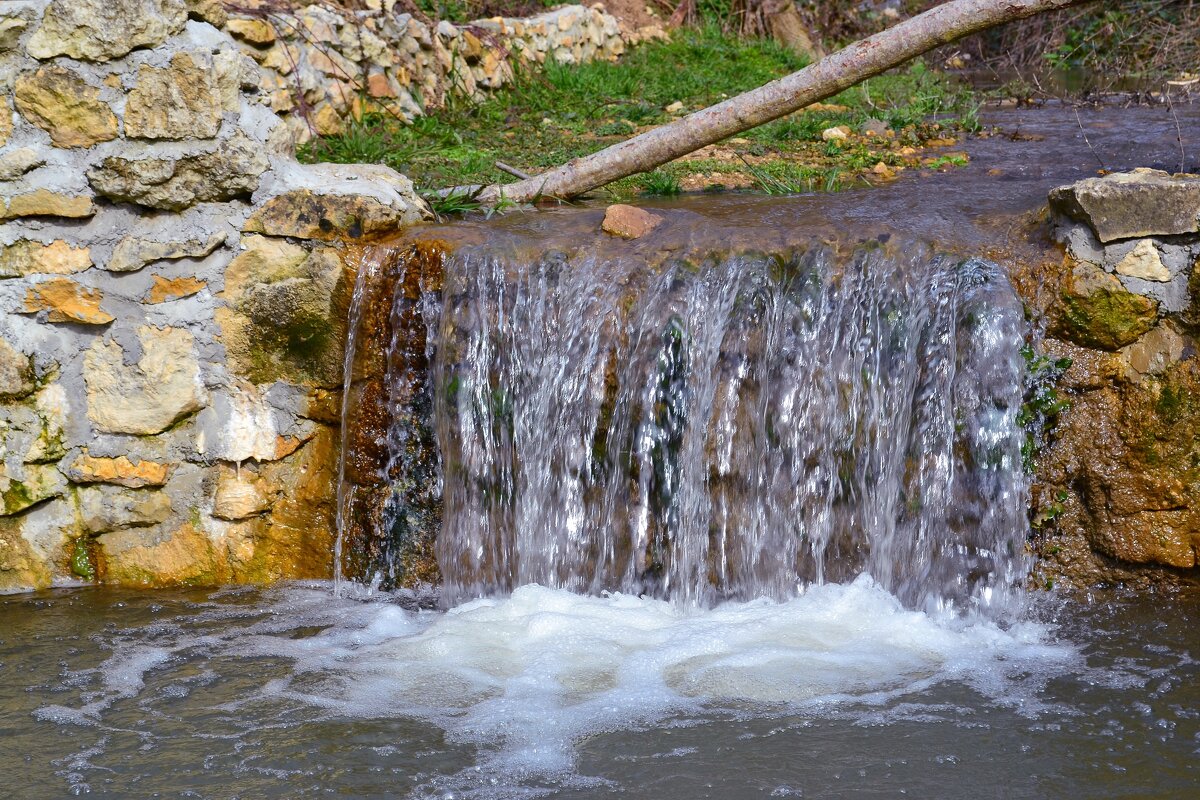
[357,237,1032,616]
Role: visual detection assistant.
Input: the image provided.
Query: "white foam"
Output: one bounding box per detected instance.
[37,577,1077,796]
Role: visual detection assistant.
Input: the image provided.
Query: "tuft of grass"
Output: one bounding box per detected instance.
[639,170,682,196]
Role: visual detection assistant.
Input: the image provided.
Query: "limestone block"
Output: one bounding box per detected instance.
[13,65,118,148]
[1050,169,1200,243]
[0,240,92,277]
[83,326,207,435]
[1,463,66,516]
[107,231,225,273]
[0,496,76,591]
[1,188,95,220]
[1114,240,1171,282]
[147,275,207,304]
[67,455,171,488]
[1121,324,1186,379]
[26,0,187,62]
[218,236,348,385]
[22,278,113,324]
[125,52,224,141]
[0,148,45,181]
[0,338,33,399]
[245,164,428,240]
[0,8,30,51]
[87,132,269,211]
[78,485,172,534]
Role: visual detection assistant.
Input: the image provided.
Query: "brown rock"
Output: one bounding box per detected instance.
[125,52,223,141]
[67,455,171,488]
[187,0,228,27]
[22,278,113,325]
[227,17,275,46]
[0,240,92,277]
[366,71,397,98]
[601,204,663,239]
[2,189,95,220]
[26,0,187,61]
[147,275,207,304]
[14,66,119,148]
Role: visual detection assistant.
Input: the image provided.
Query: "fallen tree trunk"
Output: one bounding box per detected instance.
[474,0,1088,205]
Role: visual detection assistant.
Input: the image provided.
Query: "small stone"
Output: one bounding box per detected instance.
[0,148,45,181]
[22,278,113,325]
[125,52,223,141]
[83,326,207,435]
[212,465,271,520]
[366,71,397,98]
[664,100,684,115]
[78,485,172,534]
[147,275,207,304]
[2,189,95,220]
[67,455,171,488]
[1050,169,1200,243]
[1114,240,1171,282]
[821,125,851,142]
[87,133,268,211]
[0,338,34,399]
[601,204,663,239]
[107,232,225,273]
[0,240,92,277]
[871,161,897,180]
[26,0,187,61]
[14,65,119,148]
[860,118,891,137]
[227,17,276,45]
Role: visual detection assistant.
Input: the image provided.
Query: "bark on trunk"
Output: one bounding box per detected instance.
[473,0,1087,205]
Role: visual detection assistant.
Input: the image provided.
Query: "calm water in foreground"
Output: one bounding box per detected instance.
[1,581,1197,798]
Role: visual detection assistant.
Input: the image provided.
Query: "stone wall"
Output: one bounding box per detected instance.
[1032,169,1200,588]
[208,0,654,144]
[0,0,649,593]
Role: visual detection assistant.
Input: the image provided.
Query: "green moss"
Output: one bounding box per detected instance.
[244,310,340,385]
[70,537,95,581]
[1057,288,1157,350]
[1,481,33,515]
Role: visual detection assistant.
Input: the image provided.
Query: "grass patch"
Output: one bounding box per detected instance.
[300,25,977,200]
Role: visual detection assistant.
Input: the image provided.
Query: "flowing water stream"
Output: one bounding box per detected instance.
[3,106,1200,798]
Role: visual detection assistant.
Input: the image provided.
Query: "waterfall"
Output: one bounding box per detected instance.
[346,237,1031,615]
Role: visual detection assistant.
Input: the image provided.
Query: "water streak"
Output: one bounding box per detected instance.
[422,242,1030,613]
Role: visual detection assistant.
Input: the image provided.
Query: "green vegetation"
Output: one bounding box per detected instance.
[1018,345,1072,472]
[300,25,977,200]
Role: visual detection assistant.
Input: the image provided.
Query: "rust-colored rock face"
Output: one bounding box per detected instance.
[338,240,447,589]
[1024,171,1200,591]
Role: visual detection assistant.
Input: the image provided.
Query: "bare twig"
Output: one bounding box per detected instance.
[1167,95,1186,174]
[495,161,532,180]
[1073,106,1107,172]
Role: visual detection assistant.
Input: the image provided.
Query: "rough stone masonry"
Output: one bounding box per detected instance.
[0,0,642,591]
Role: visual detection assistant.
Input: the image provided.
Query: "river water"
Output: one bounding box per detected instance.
[3,105,1199,798]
